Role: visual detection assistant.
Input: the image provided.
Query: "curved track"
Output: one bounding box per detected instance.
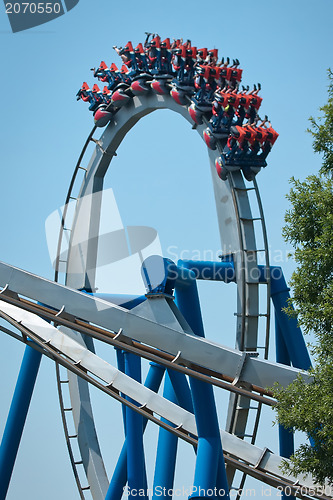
[47,90,291,497]
[0,83,321,498]
[0,281,327,499]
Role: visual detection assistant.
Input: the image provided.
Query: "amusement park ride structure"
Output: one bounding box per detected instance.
[0,35,329,500]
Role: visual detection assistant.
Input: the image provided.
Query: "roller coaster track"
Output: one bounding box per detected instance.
[200,109,272,493]
[41,88,299,497]
[52,124,98,498]
[0,83,319,498]
[0,294,329,500]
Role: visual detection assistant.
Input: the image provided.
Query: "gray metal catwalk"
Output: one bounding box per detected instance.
[0,297,327,499]
[0,262,309,390]
[49,92,271,495]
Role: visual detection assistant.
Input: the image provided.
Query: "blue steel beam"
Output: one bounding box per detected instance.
[0,345,42,499]
[108,259,310,500]
[275,316,295,500]
[178,260,311,371]
[167,369,194,414]
[176,259,235,284]
[275,317,295,460]
[175,261,230,500]
[124,352,148,499]
[174,260,312,498]
[269,268,311,371]
[153,372,179,500]
[116,348,127,430]
[106,362,165,500]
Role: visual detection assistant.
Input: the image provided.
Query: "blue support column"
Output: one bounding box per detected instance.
[266,267,311,370]
[0,345,42,499]
[164,369,228,496]
[275,317,295,460]
[124,352,148,499]
[188,376,227,499]
[267,266,313,499]
[175,261,230,500]
[215,451,231,498]
[177,260,235,283]
[275,308,295,500]
[106,362,165,500]
[167,369,194,414]
[116,348,127,430]
[153,372,179,500]
[167,367,228,497]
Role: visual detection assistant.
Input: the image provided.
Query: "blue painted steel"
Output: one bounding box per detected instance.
[116,348,127,430]
[141,256,178,295]
[93,293,146,309]
[144,362,166,394]
[106,362,165,500]
[188,376,227,498]
[275,318,295,455]
[0,345,42,499]
[124,352,148,498]
[175,261,230,499]
[81,289,146,310]
[275,316,295,500]
[141,256,235,298]
[106,259,310,498]
[177,259,235,283]
[215,451,231,498]
[167,369,194,413]
[174,267,206,339]
[173,261,311,371]
[106,441,128,500]
[153,372,179,499]
[268,267,311,370]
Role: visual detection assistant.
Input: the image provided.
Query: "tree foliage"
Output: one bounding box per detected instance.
[274,70,333,486]
[283,175,333,350]
[307,69,333,176]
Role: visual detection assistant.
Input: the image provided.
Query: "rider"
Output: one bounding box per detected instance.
[224,125,251,161]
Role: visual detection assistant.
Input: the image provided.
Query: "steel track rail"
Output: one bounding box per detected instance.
[233,178,272,498]
[0,306,329,500]
[50,90,288,495]
[54,126,96,284]
[53,125,98,500]
[208,117,270,491]
[227,170,258,491]
[0,265,311,384]
[234,178,272,497]
[0,292,275,406]
[0,265,310,391]
[60,93,262,495]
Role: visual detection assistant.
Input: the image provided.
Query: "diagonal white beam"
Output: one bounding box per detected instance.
[0,261,310,390]
[0,301,319,492]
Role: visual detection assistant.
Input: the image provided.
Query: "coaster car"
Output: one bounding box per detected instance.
[93,106,113,128]
[150,78,170,95]
[170,86,188,105]
[130,77,151,95]
[188,103,203,125]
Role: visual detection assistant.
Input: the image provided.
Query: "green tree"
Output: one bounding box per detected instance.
[274,69,333,486]
[308,68,333,177]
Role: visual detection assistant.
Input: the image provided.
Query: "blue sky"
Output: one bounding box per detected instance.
[0,0,332,498]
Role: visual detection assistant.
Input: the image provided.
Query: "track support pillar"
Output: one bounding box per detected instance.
[175,261,230,499]
[0,344,42,499]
